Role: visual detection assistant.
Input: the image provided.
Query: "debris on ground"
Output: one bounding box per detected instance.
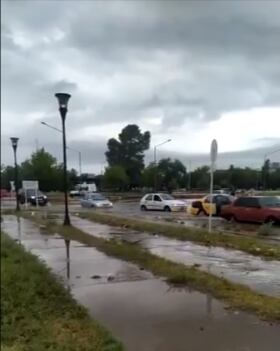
[107,274,115,281]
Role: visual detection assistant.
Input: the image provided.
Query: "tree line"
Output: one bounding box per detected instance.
[1,148,78,192]
[103,124,279,191]
[1,124,279,192]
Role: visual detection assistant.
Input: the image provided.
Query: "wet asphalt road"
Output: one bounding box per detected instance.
[2,198,279,242]
[2,215,280,351]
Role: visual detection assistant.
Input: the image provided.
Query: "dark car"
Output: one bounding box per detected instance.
[18,189,48,206]
[221,196,280,224]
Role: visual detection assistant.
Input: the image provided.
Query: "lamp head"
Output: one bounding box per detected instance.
[10,137,19,150]
[55,93,71,109]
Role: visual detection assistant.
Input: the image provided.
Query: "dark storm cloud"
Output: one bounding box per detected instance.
[62,0,280,124]
[2,0,280,169]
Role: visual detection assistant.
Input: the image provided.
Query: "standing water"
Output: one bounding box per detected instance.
[2,215,280,351]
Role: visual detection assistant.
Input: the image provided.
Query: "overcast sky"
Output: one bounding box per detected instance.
[2,0,280,173]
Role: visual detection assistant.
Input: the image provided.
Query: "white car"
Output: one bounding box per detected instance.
[140,193,187,212]
[80,193,113,208]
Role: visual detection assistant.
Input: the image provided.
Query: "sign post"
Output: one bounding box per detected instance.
[209,139,218,233]
[10,181,15,198]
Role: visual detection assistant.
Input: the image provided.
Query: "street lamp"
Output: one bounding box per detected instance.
[55,92,71,225]
[10,137,20,211]
[153,139,171,191]
[40,121,82,176]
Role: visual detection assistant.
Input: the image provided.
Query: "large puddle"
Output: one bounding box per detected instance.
[70,216,280,298]
[2,215,280,351]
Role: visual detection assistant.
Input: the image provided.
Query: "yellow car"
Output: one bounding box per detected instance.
[189,194,234,216]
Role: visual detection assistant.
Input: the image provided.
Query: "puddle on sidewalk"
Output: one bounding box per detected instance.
[2,215,280,351]
[71,216,280,298]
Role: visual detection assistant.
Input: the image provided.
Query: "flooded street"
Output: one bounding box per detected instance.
[2,215,280,351]
[70,216,280,297]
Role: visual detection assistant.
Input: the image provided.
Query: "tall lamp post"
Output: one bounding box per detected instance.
[10,137,20,211]
[40,121,82,175]
[153,139,171,191]
[55,93,71,225]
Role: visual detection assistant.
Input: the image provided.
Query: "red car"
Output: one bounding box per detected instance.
[0,189,9,198]
[221,196,280,224]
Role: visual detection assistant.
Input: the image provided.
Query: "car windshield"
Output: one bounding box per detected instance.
[90,194,106,201]
[259,197,280,207]
[160,194,175,200]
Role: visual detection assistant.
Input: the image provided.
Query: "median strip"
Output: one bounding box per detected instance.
[78,211,280,260]
[18,213,280,322]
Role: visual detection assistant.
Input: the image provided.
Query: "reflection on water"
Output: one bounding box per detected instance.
[167,284,213,318]
[16,216,21,243]
[65,239,71,281]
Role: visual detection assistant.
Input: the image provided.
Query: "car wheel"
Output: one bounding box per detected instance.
[229,215,237,223]
[141,205,147,211]
[164,206,171,212]
[264,217,277,225]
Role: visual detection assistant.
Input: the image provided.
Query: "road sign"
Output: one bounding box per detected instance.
[22,180,39,190]
[210,139,218,164]
[10,181,15,192]
[209,139,218,233]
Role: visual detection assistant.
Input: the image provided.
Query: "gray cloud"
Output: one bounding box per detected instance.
[2,0,280,169]
[146,143,280,171]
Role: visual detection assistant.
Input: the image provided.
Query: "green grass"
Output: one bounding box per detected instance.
[79,212,280,261]
[18,213,280,322]
[1,232,123,351]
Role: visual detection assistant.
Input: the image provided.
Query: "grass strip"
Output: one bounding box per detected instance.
[1,232,123,351]
[79,211,280,261]
[19,213,280,322]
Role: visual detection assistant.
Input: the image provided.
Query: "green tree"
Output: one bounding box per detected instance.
[2,150,80,192]
[157,158,187,192]
[20,148,58,191]
[191,166,210,189]
[105,124,150,187]
[141,164,158,188]
[1,165,16,190]
[103,165,128,191]
[68,168,79,189]
[262,159,270,189]
[270,169,280,189]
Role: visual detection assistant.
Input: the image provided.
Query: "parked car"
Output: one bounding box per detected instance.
[140,193,187,212]
[190,194,235,216]
[220,196,280,224]
[69,189,81,197]
[80,193,113,208]
[18,189,48,206]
